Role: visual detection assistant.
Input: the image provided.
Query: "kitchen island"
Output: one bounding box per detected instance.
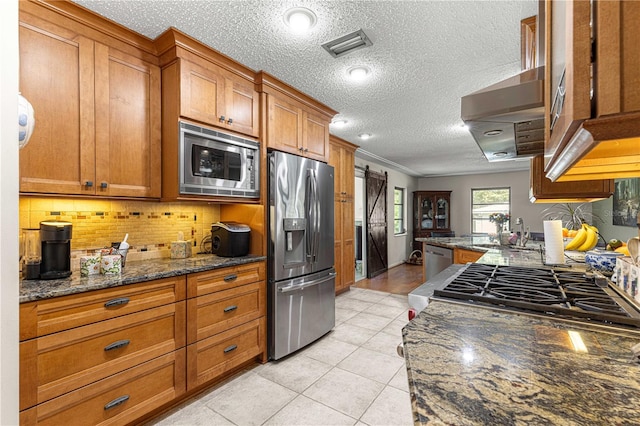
[403,299,640,425]
[403,237,640,424]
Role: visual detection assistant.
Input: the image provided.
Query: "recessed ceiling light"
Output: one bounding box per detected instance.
[331,119,348,128]
[348,66,370,81]
[283,7,317,33]
[493,151,508,157]
[484,129,503,137]
[358,133,371,140]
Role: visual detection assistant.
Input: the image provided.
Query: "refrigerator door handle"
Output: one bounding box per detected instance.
[312,169,320,263]
[278,272,337,293]
[306,170,314,261]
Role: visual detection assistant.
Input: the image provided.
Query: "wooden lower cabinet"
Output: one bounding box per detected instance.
[20,262,268,424]
[185,261,267,390]
[21,302,186,407]
[454,248,484,264]
[187,317,266,390]
[21,349,185,426]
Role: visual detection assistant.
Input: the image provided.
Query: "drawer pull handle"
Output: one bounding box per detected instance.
[224,305,238,313]
[223,274,238,282]
[104,297,130,308]
[104,395,129,410]
[104,339,130,352]
[223,344,238,353]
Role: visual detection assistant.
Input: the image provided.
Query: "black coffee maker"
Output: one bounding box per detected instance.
[39,221,73,280]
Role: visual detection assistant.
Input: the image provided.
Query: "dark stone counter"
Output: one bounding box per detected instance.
[403,299,640,425]
[19,254,266,303]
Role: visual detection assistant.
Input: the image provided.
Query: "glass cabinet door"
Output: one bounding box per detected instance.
[434,196,449,229]
[420,196,433,230]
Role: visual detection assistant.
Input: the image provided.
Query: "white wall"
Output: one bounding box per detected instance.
[354,157,419,268]
[0,0,20,423]
[419,170,554,235]
[592,196,639,243]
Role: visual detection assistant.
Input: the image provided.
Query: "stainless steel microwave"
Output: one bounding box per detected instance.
[179,121,259,198]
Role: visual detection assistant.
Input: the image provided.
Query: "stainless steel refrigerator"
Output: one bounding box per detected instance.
[267,150,335,360]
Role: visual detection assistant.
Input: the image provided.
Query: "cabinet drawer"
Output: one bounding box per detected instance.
[21,276,186,339]
[21,302,186,408]
[21,349,185,426]
[187,261,265,298]
[187,281,265,344]
[186,317,265,390]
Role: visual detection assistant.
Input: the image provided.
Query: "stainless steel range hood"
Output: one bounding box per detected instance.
[461,66,545,162]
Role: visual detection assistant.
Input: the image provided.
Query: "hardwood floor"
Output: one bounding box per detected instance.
[352,263,424,295]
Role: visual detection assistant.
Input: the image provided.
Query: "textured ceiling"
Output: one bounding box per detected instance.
[73,0,539,177]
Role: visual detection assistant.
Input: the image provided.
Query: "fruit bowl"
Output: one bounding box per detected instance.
[585,250,624,273]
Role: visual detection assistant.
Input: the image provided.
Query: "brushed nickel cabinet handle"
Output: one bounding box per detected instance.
[227,118,233,124]
[104,339,130,351]
[100,182,108,189]
[223,274,238,282]
[223,344,237,353]
[219,115,226,122]
[223,305,238,313]
[104,395,129,410]
[104,297,130,308]
[85,181,93,187]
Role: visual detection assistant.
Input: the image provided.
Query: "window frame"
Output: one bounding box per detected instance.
[393,187,406,236]
[471,187,511,234]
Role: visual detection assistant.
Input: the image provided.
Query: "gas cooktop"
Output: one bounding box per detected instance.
[433,264,640,328]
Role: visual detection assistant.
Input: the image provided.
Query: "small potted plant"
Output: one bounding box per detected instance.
[489,213,510,245]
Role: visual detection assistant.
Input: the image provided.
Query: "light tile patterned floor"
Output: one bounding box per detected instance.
[149,288,414,426]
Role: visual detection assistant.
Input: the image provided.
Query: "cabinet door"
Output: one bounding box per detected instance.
[224,75,259,137]
[434,195,450,230]
[179,59,225,127]
[546,0,591,157]
[341,200,355,290]
[18,22,95,195]
[94,44,161,198]
[266,95,303,156]
[302,110,330,162]
[419,195,434,231]
[333,195,344,292]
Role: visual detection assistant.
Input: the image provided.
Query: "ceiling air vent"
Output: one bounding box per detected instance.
[322,29,372,58]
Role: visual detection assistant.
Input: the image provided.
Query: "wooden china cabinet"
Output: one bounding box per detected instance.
[412,191,452,251]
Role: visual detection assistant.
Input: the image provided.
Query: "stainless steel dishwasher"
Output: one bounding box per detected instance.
[424,244,453,281]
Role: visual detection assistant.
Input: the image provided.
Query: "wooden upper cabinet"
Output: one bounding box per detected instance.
[94,44,161,198]
[266,94,303,155]
[302,111,330,162]
[179,59,224,128]
[18,21,95,196]
[155,28,259,138]
[18,2,161,198]
[529,155,613,202]
[544,0,640,181]
[178,59,258,137]
[257,71,336,162]
[545,0,591,158]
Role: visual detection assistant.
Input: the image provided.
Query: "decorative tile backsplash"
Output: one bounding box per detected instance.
[19,197,220,266]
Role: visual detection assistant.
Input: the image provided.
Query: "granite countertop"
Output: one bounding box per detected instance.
[403,299,640,425]
[416,236,586,269]
[19,254,266,303]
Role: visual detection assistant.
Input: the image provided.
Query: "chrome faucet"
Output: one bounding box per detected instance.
[515,217,530,247]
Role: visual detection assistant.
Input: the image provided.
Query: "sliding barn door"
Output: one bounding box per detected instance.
[365,167,388,278]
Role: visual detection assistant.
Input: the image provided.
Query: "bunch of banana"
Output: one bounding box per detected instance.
[564,223,599,251]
